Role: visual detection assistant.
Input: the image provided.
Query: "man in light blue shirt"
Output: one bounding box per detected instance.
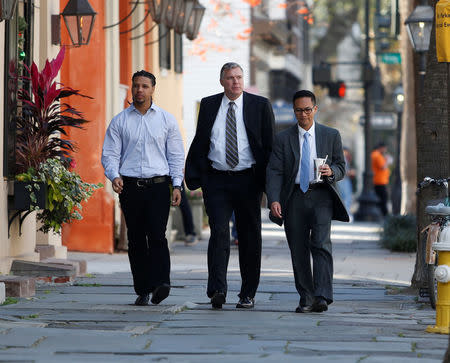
[102,70,184,306]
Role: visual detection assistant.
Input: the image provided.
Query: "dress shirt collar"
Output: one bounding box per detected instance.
[298,121,315,139]
[222,93,243,110]
[130,102,157,116]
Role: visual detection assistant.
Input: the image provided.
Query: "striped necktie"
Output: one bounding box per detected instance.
[225,101,239,168]
[300,132,310,192]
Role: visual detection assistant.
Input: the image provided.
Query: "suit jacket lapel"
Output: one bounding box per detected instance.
[242,92,254,134]
[315,123,325,159]
[206,93,223,133]
[289,125,300,171]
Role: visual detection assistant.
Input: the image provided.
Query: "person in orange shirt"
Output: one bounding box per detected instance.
[371,142,390,216]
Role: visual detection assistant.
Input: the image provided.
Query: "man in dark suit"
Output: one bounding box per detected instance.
[266,90,349,313]
[185,62,274,309]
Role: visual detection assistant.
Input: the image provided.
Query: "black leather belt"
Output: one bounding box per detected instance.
[208,166,254,176]
[295,183,325,192]
[122,175,170,187]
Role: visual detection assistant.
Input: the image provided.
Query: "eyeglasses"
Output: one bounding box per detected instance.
[294,107,315,115]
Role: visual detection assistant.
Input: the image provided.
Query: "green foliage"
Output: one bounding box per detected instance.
[1,297,19,306]
[16,158,102,234]
[380,215,417,252]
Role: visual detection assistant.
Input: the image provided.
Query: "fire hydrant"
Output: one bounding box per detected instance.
[426,241,450,334]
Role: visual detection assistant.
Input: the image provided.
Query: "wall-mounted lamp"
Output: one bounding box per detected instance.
[404,2,433,89]
[404,4,434,53]
[0,0,18,21]
[186,2,205,40]
[52,0,97,47]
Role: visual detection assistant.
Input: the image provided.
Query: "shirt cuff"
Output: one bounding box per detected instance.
[172,177,182,187]
[106,171,120,182]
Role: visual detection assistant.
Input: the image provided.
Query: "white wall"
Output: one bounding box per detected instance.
[182,0,251,148]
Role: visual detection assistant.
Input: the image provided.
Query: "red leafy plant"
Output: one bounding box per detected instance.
[13,47,103,234]
[15,47,91,173]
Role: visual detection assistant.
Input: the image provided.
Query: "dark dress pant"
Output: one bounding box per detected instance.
[119,179,171,296]
[284,185,334,306]
[374,185,388,216]
[202,169,262,299]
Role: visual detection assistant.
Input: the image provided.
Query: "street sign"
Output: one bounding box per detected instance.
[359,112,397,129]
[380,53,401,64]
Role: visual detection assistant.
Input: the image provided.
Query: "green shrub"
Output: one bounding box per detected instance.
[380,215,417,252]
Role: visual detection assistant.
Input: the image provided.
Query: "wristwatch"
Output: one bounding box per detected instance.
[173,185,182,191]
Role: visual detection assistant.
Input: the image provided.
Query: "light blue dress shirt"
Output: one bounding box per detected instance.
[101,103,185,187]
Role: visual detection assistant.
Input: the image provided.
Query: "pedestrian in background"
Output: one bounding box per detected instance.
[266,90,349,314]
[371,142,391,216]
[230,211,238,246]
[101,70,184,306]
[337,147,356,220]
[185,62,275,309]
[179,183,198,246]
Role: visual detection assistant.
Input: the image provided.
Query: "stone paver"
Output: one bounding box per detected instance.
[0,212,447,362]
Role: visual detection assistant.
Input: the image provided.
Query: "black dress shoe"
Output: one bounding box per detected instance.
[211,291,226,309]
[295,304,313,313]
[311,297,328,312]
[135,294,149,306]
[151,284,170,304]
[236,297,254,309]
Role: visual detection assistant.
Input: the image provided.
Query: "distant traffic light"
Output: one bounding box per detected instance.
[328,81,346,99]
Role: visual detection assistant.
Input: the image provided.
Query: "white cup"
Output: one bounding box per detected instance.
[313,158,327,183]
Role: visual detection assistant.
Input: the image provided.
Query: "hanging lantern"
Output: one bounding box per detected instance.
[61,0,97,46]
[0,0,18,21]
[186,1,205,40]
[148,0,170,24]
[174,0,195,34]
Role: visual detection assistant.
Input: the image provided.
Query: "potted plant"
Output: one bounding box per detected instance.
[10,47,102,234]
[15,158,102,233]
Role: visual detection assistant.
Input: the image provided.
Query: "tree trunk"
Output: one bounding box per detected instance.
[411,0,450,289]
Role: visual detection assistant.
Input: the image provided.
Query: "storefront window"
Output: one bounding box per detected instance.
[3,0,33,177]
[3,12,18,178]
[174,33,182,74]
[159,24,171,70]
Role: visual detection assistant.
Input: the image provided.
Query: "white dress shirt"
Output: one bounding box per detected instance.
[208,94,255,170]
[295,122,317,184]
[101,103,185,187]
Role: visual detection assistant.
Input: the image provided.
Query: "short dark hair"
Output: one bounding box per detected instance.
[220,62,243,80]
[132,70,156,86]
[292,90,316,105]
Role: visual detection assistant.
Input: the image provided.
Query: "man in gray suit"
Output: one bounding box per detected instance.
[266,90,349,313]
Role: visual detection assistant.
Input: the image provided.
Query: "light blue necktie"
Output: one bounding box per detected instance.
[300,132,310,192]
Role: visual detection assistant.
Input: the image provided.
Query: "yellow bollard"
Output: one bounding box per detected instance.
[427,247,450,334]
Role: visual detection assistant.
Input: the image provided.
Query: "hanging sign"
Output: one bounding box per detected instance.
[436,0,450,62]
